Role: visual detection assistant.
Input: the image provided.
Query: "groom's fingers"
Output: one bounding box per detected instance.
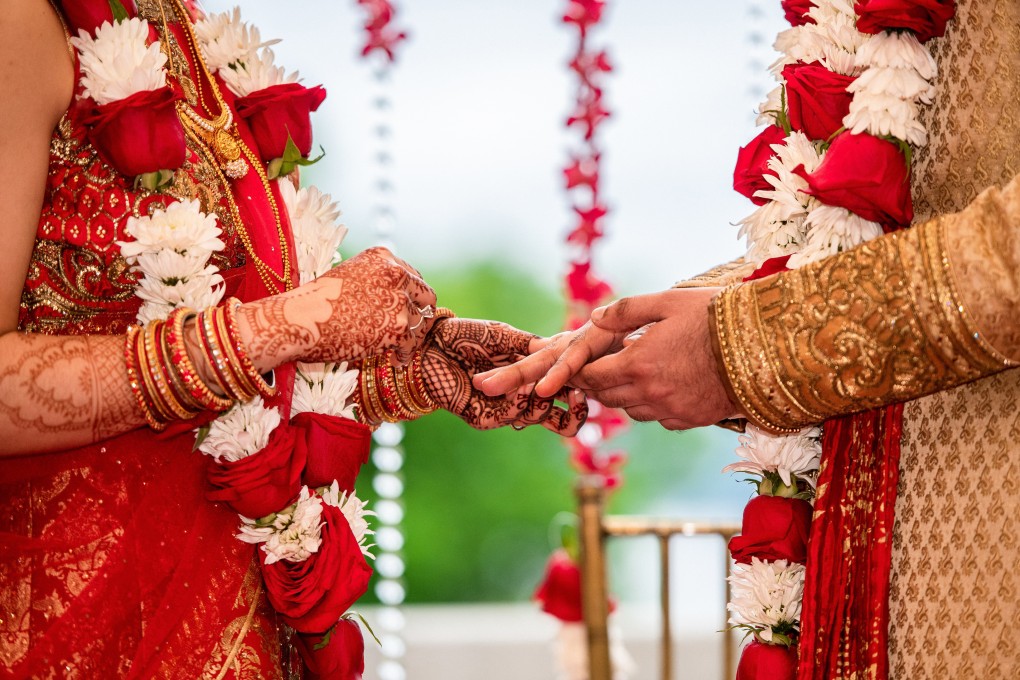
[590,293,668,332]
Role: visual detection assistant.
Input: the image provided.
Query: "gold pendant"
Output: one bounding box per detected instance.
[214,129,248,179]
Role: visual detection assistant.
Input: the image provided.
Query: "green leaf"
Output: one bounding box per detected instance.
[134,169,174,192]
[108,0,130,22]
[347,611,381,646]
[268,131,325,179]
[312,625,334,651]
[193,425,211,451]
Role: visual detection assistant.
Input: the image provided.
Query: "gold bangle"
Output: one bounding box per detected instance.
[137,321,185,422]
[406,350,439,411]
[124,325,167,431]
[377,361,420,420]
[222,298,276,399]
[357,356,384,426]
[392,365,432,418]
[168,307,233,412]
[197,307,251,402]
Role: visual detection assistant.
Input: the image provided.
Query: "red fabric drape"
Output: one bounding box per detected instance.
[797,405,903,680]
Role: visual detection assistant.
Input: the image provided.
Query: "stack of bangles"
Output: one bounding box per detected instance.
[124,297,277,430]
[355,307,455,426]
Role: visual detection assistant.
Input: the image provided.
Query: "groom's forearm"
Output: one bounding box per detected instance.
[710,174,1020,435]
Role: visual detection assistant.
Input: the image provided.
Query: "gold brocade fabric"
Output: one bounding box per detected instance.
[711,183,1020,435]
[711,1,1020,676]
[890,1,1020,677]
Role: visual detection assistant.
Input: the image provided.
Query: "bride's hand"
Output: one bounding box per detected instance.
[237,247,437,370]
[420,318,588,435]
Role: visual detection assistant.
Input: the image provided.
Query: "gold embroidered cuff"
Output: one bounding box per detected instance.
[710,182,1020,434]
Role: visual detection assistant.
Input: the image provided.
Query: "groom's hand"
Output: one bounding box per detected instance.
[474,287,742,431]
[577,287,740,430]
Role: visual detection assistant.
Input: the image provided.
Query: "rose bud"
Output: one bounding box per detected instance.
[729,495,813,565]
[734,125,786,205]
[737,640,799,680]
[782,63,855,142]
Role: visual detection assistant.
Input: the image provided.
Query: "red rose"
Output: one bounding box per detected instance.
[261,504,373,634]
[793,131,913,229]
[736,640,799,680]
[293,618,365,680]
[729,496,813,565]
[744,255,792,282]
[782,63,855,142]
[781,0,816,26]
[205,424,307,519]
[82,87,187,178]
[734,125,785,205]
[535,550,584,622]
[855,0,956,43]
[59,0,136,35]
[235,83,327,161]
[291,412,372,492]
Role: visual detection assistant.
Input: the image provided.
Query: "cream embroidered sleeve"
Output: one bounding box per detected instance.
[709,175,1020,435]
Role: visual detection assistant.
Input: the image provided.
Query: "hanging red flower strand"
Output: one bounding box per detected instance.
[558,0,627,489]
[354,0,407,61]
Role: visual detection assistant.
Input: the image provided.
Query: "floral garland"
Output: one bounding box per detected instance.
[69,4,374,676]
[726,0,955,677]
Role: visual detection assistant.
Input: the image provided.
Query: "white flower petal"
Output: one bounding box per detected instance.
[71,18,167,105]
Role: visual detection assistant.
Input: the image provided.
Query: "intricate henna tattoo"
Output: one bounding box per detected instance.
[420,318,588,435]
[239,247,437,371]
[0,334,142,452]
[87,336,146,442]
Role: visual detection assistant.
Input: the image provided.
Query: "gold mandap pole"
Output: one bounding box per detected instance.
[576,475,612,680]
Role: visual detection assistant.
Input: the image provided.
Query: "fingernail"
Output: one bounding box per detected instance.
[591,306,607,321]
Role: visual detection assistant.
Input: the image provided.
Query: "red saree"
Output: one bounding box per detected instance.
[0,6,299,678]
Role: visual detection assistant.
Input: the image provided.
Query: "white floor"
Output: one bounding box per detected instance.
[361,602,740,680]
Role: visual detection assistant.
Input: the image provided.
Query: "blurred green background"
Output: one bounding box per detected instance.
[353,261,745,604]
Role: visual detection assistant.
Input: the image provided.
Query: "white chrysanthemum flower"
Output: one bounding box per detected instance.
[120,199,224,260]
[738,205,808,264]
[844,93,927,146]
[135,301,175,326]
[220,47,299,97]
[71,18,167,105]
[278,180,348,284]
[133,258,224,310]
[771,10,865,78]
[321,481,376,558]
[194,7,279,74]
[756,85,785,127]
[133,273,225,320]
[238,487,325,564]
[855,30,937,81]
[727,558,805,639]
[724,424,822,488]
[809,0,857,22]
[738,132,825,263]
[131,248,217,282]
[771,26,807,73]
[198,397,283,463]
[554,621,636,680]
[849,64,936,103]
[788,205,884,268]
[293,362,359,419]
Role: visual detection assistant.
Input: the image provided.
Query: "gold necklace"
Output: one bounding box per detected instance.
[158,0,247,180]
[155,0,294,295]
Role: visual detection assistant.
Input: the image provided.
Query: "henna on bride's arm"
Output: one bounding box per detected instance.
[0,333,143,455]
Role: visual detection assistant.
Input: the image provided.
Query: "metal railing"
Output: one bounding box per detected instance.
[576,475,740,680]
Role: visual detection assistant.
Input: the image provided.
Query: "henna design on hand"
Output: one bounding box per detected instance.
[420,318,588,435]
[238,247,438,371]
